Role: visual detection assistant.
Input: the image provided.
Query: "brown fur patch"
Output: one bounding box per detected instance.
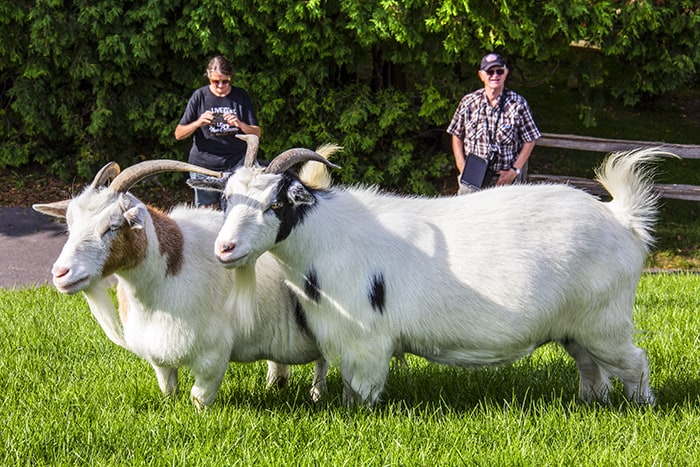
[148,207,184,276]
[101,206,183,278]
[103,221,148,276]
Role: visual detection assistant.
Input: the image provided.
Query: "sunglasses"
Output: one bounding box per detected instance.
[210,79,231,85]
[485,68,506,76]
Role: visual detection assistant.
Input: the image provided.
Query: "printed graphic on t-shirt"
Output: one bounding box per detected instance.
[209,106,240,136]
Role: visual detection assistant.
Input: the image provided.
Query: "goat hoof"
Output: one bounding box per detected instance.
[266,375,289,390]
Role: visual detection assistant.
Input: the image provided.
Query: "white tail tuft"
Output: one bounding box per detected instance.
[297,143,342,189]
[595,147,674,249]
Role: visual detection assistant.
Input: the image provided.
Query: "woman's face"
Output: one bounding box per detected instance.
[208,70,232,97]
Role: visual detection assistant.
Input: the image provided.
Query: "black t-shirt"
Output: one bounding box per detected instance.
[178,85,259,171]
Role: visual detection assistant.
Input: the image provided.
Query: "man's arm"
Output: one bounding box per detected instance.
[451,134,466,173]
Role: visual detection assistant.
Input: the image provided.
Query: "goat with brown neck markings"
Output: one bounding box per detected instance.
[198,146,666,407]
[33,153,330,408]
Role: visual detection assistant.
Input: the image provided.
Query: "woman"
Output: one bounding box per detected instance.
[175,55,261,208]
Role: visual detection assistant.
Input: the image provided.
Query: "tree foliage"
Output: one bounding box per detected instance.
[1,0,698,193]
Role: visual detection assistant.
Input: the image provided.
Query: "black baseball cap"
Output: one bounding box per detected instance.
[480,53,507,71]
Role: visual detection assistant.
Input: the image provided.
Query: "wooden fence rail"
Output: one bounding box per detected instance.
[529,133,700,201]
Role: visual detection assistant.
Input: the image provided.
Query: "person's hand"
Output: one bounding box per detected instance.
[496,168,518,186]
[224,113,240,128]
[198,111,215,126]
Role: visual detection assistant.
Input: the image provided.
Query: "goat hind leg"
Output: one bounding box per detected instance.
[561,340,611,403]
[598,344,654,404]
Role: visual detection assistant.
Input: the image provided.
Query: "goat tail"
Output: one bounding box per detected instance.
[595,147,673,249]
[297,143,343,189]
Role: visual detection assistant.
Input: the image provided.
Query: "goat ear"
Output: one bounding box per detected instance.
[33,200,70,219]
[287,180,315,205]
[123,206,146,230]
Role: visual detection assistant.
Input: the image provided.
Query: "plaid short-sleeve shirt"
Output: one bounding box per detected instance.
[446,88,541,172]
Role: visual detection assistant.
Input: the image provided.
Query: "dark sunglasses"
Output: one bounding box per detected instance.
[210,79,231,85]
[485,68,506,76]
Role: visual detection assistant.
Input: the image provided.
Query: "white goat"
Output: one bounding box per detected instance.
[192,147,665,407]
[33,153,330,408]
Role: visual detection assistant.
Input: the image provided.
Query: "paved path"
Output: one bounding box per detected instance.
[0,206,694,290]
[0,206,67,289]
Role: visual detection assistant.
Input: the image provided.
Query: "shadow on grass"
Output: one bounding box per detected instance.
[211,354,633,413]
[211,348,700,415]
[654,374,700,409]
[381,354,580,411]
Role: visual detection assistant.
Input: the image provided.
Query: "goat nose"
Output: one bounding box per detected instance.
[217,240,236,254]
[52,265,69,278]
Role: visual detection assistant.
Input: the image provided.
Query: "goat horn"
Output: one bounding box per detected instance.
[265,148,340,175]
[237,134,260,168]
[91,162,121,189]
[110,160,223,193]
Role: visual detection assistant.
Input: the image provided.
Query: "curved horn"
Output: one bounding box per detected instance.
[236,134,260,168]
[110,160,223,193]
[264,148,340,175]
[90,162,121,190]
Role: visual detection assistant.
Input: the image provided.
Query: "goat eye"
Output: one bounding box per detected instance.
[104,223,121,235]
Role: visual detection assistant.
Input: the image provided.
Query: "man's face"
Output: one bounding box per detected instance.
[479,67,508,91]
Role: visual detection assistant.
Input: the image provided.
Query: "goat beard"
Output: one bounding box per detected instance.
[226,263,258,337]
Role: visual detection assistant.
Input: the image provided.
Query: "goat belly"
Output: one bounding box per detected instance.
[227,333,321,363]
[412,343,537,367]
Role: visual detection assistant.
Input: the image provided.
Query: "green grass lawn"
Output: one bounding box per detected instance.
[2,276,699,465]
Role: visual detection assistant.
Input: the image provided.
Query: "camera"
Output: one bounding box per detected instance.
[212,113,225,124]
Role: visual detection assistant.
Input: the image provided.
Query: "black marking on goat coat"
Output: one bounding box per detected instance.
[272,173,330,244]
[304,267,322,304]
[369,273,386,314]
[290,291,311,335]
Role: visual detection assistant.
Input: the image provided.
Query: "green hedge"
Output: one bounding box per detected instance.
[2,0,698,194]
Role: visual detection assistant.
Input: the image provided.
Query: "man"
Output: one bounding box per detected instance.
[447,53,541,194]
